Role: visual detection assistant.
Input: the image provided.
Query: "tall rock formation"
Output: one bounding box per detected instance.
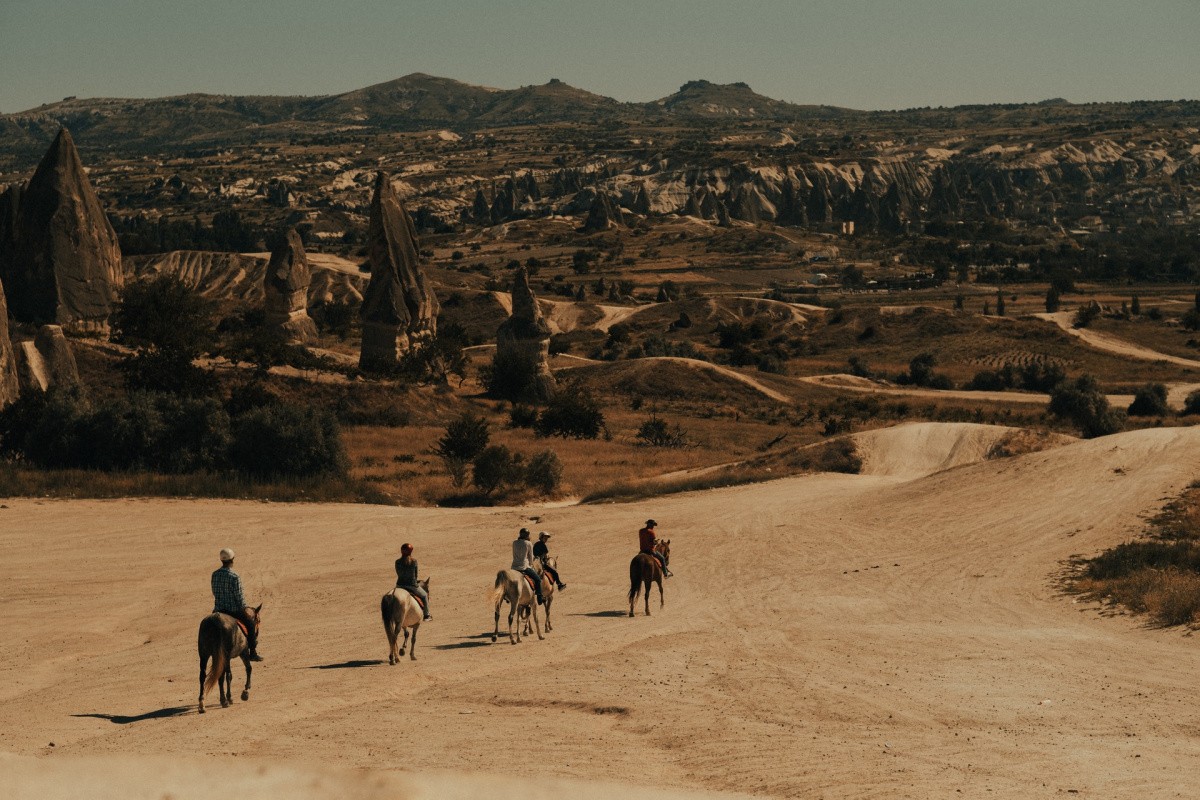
[15,324,80,394]
[582,191,624,231]
[263,228,318,343]
[0,278,19,407]
[359,172,439,371]
[1,129,124,334]
[496,267,555,401]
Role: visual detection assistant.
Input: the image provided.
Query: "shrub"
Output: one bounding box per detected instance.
[1049,375,1123,437]
[1073,302,1101,328]
[1127,384,1170,417]
[1183,390,1200,416]
[435,412,490,487]
[1019,362,1065,393]
[535,389,605,439]
[1146,306,1163,321]
[229,405,347,477]
[1182,310,1200,332]
[524,450,564,494]
[483,348,542,402]
[509,404,539,428]
[967,370,1009,391]
[636,415,688,447]
[472,445,524,495]
[1045,285,1061,313]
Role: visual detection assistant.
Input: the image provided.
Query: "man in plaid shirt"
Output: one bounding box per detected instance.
[212,548,263,661]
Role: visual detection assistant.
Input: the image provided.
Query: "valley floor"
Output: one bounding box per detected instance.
[2,423,1200,798]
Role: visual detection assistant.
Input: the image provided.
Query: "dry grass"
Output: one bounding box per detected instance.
[0,465,394,505]
[1068,484,1200,627]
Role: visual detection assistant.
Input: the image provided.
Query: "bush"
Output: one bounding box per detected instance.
[1019,362,1066,393]
[966,369,1012,392]
[435,412,490,487]
[1127,383,1170,417]
[472,445,524,495]
[483,348,542,402]
[509,404,539,428]
[524,450,564,495]
[1183,390,1200,416]
[535,389,605,439]
[636,415,689,447]
[1049,375,1123,437]
[1073,302,1101,328]
[229,405,347,478]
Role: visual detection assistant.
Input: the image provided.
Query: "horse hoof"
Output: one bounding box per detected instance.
[399,649,406,656]
[241,691,249,701]
[198,706,205,714]
[490,635,497,642]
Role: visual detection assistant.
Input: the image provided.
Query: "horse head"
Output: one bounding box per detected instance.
[250,603,263,636]
[420,577,430,594]
[656,539,671,567]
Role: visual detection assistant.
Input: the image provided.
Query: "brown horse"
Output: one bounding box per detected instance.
[197,605,261,713]
[381,578,430,663]
[628,540,670,617]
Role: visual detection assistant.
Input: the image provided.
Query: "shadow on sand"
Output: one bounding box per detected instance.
[72,706,192,724]
[433,640,493,650]
[571,610,627,618]
[308,659,385,670]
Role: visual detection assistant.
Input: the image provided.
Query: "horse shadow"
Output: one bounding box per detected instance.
[434,633,497,650]
[72,706,192,724]
[571,610,627,618]
[308,659,386,670]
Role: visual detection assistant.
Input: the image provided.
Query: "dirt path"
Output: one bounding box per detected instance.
[3,425,1200,796]
[1037,310,1200,369]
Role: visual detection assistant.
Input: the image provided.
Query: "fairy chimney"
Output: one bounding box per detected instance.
[359,172,439,371]
[2,129,124,334]
[0,278,20,407]
[496,267,556,401]
[263,228,318,343]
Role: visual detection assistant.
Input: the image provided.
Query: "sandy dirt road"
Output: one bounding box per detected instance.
[3,423,1200,798]
[1037,311,1200,370]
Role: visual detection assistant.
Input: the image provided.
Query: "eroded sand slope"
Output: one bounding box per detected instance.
[2,424,1200,798]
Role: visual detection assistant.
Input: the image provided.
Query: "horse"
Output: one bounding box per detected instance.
[491,568,544,644]
[628,539,670,617]
[523,557,557,636]
[381,578,430,663]
[197,605,261,713]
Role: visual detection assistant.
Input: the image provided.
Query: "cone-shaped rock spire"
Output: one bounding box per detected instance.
[0,279,19,407]
[496,267,556,401]
[2,129,124,334]
[263,228,318,343]
[359,172,439,371]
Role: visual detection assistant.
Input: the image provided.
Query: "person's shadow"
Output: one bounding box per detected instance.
[72,706,191,724]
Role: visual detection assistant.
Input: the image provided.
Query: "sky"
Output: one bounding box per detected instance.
[1,0,1197,113]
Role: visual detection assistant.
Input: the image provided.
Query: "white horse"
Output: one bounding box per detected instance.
[381,578,429,663]
[523,557,558,635]
[491,568,544,644]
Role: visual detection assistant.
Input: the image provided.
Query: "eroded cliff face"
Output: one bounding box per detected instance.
[0,129,123,334]
[359,171,438,371]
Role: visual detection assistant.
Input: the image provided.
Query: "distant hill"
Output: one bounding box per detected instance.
[648,79,856,120]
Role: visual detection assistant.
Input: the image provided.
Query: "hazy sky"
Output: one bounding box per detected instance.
[1,0,1196,113]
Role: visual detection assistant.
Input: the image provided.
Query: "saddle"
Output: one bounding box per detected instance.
[521,572,539,592]
[217,612,249,638]
[400,587,427,613]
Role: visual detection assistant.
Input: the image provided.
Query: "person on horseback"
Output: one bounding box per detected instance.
[395,542,431,621]
[639,519,672,577]
[211,548,263,661]
[512,528,546,605]
[533,531,566,591]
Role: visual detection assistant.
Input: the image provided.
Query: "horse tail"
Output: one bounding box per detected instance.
[381,591,399,629]
[490,570,508,606]
[629,557,641,602]
[203,640,226,700]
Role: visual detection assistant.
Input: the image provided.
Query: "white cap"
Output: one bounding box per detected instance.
[219,548,235,562]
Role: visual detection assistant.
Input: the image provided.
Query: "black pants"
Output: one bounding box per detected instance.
[519,568,545,602]
[541,560,562,586]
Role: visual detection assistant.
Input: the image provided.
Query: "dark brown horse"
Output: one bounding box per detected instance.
[197,605,260,713]
[628,540,670,617]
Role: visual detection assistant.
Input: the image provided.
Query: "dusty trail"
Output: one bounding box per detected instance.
[3,424,1200,797]
[1037,310,1200,369]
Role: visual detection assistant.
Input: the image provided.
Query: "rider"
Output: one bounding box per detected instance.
[533,531,566,591]
[512,528,546,605]
[211,548,263,661]
[395,542,431,621]
[638,519,672,577]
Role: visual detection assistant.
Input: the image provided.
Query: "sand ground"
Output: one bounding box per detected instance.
[2,423,1200,798]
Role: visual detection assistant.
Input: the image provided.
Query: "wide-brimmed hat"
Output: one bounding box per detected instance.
[538,531,551,539]
[645,519,657,527]
[219,548,235,562]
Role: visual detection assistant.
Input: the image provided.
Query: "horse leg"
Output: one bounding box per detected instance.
[221,660,231,707]
[644,580,652,616]
[657,576,664,609]
[198,654,208,714]
[544,595,553,632]
[509,602,519,644]
[493,598,501,643]
[532,598,544,640]
[241,654,251,702]
[409,623,419,661]
[400,626,409,657]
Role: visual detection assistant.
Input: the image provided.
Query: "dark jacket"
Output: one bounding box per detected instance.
[395,557,419,587]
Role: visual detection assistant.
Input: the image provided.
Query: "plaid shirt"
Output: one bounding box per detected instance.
[211,565,247,614]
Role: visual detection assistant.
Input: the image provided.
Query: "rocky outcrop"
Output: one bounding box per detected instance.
[263,228,318,343]
[630,182,652,215]
[359,171,439,371]
[0,278,19,407]
[496,267,555,401]
[1,129,124,334]
[582,191,624,231]
[15,324,80,393]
